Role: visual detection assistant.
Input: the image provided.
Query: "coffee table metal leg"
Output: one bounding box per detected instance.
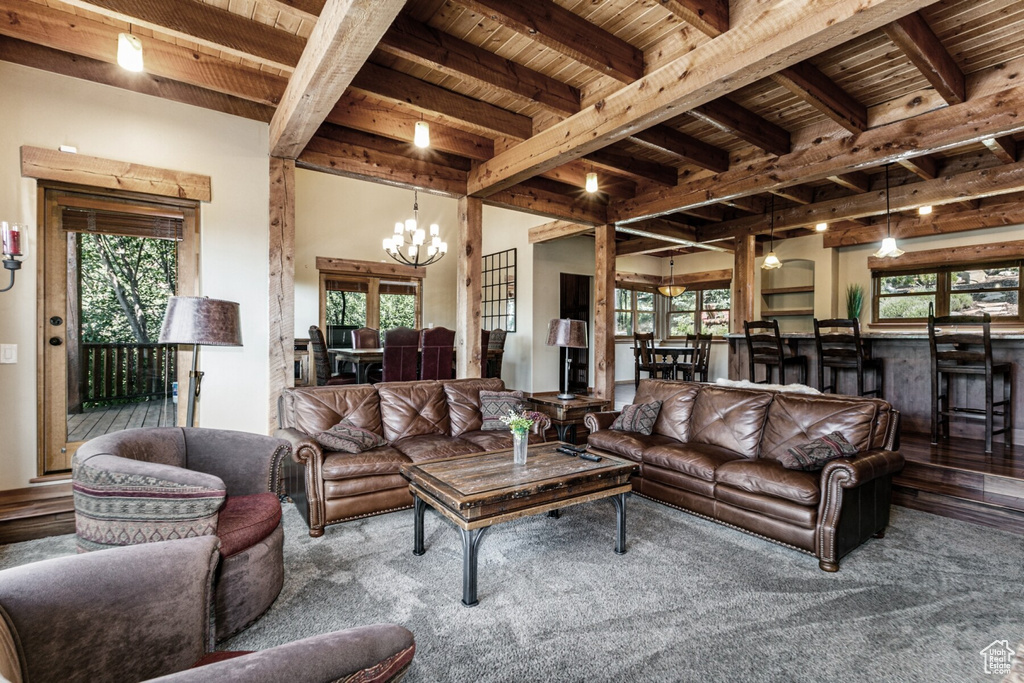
[460,526,489,607]
[413,495,426,556]
[611,492,627,555]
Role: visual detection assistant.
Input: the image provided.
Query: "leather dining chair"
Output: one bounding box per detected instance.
[382,326,420,382]
[420,326,456,380]
[353,326,382,383]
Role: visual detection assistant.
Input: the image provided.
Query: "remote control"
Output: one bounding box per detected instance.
[555,447,579,457]
[578,452,601,462]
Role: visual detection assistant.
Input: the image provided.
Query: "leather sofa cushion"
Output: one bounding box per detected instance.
[760,393,876,463]
[442,378,505,436]
[324,474,408,499]
[216,493,282,557]
[643,464,716,498]
[391,434,482,462]
[634,380,700,442]
[587,429,677,462]
[715,486,817,528]
[689,386,773,456]
[715,459,820,507]
[321,446,411,480]
[279,385,383,436]
[377,381,451,442]
[459,430,544,451]
[643,442,744,482]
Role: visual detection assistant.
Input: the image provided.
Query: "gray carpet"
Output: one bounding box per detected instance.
[2,498,1021,682]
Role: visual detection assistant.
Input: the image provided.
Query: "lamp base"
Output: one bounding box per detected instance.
[555,392,576,401]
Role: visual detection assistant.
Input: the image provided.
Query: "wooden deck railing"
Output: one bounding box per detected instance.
[81,343,177,405]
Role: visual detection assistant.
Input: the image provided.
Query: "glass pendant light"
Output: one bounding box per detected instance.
[117,28,144,72]
[414,121,430,148]
[658,257,686,298]
[873,164,904,259]
[762,194,782,270]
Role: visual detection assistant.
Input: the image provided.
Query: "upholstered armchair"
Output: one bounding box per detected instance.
[0,536,416,683]
[72,427,290,641]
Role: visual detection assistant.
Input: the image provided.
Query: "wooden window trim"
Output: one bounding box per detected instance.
[663,286,732,340]
[317,257,424,335]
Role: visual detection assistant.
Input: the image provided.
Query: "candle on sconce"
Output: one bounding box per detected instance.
[1,222,22,258]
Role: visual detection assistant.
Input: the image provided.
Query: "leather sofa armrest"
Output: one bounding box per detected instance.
[530,414,551,440]
[275,428,324,466]
[820,448,905,489]
[584,411,620,433]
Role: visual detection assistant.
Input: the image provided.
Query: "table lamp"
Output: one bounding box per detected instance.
[546,318,588,400]
[159,296,242,427]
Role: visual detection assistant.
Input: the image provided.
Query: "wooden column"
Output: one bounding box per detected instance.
[594,224,616,402]
[733,233,756,333]
[456,195,483,378]
[268,157,295,433]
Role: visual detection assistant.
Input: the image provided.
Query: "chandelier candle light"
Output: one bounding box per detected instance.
[383,190,447,267]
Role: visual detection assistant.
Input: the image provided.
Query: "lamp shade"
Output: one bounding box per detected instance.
[546,318,587,349]
[159,296,242,346]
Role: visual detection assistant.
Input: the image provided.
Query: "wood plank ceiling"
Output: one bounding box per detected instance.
[3,0,1024,255]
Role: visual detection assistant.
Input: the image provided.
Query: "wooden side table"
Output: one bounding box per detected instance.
[526,392,611,444]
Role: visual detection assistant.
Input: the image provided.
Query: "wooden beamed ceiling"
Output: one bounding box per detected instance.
[3,0,1024,248]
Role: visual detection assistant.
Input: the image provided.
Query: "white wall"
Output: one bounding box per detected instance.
[0,62,270,491]
[293,170,459,336]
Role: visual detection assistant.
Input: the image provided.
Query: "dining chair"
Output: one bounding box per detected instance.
[744,319,807,385]
[487,328,507,379]
[814,318,883,397]
[353,326,382,383]
[677,333,712,382]
[929,313,1012,454]
[382,326,420,382]
[633,332,672,388]
[420,326,456,380]
[308,325,357,386]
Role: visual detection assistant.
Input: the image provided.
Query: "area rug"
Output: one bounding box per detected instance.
[2,498,1021,682]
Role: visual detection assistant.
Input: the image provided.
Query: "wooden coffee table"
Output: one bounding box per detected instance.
[400,443,637,607]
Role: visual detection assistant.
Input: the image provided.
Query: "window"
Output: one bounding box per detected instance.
[873,262,1021,322]
[482,248,516,332]
[666,288,731,338]
[614,287,654,337]
[319,262,423,345]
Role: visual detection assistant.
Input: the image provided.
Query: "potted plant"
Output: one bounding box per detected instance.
[846,283,864,320]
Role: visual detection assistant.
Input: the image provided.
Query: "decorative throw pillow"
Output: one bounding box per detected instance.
[611,401,663,436]
[315,419,387,453]
[479,390,525,431]
[779,431,858,471]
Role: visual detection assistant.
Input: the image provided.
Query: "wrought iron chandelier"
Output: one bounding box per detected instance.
[382,190,447,268]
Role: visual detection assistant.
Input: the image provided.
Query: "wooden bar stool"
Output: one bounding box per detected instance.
[814,318,883,397]
[929,313,1013,454]
[744,320,807,385]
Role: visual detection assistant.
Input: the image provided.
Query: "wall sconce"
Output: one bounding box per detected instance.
[1,222,25,293]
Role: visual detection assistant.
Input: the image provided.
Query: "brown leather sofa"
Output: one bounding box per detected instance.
[276,378,545,537]
[584,380,903,571]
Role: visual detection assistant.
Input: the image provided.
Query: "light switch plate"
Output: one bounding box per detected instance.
[0,344,17,364]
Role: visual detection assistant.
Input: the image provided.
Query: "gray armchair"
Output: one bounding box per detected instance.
[73,427,290,641]
[0,536,415,683]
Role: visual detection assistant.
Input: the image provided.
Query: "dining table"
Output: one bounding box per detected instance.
[329,347,504,383]
[653,346,695,381]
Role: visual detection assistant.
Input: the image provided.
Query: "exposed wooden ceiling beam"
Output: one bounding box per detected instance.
[270,0,404,158]
[898,153,939,180]
[298,133,468,196]
[696,160,1024,242]
[616,223,731,253]
[822,195,1024,247]
[0,0,286,106]
[678,204,725,221]
[466,0,931,197]
[629,126,729,173]
[770,62,867,133]
[689,99,791,156]
[982,136,1019,165]
[883,12,965,105]
[828,171,871,193]
[59,0,304,71]
[377,15,581,116]
[721,195,767,214]
[658,0,730,39]
[528,220,594,244]
[585,150,678,187]
[485,184,608,225]
[0,35,274,122]
[327,92,495,161]
[539,164,637,199]
[616,237,680,256]
[770,185,814,205]
[460,0,644,83]
[611,83,1024,223]
[316,123,472,171]
[350,62,534,139]
[263,0,324,24]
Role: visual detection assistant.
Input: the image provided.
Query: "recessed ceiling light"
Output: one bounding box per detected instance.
[815,222,828,232]
[918,205,933,215]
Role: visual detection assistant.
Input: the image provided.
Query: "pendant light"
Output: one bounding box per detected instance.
[117,26,144,72]
[762,194,782,270]
[658,256,686,298]
[585,172,598,194]
[414,120,430,148]
[873,163,904,259]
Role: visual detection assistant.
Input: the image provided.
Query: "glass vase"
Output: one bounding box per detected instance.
[512,430,528,465]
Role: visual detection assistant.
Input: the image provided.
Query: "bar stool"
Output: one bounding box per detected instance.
[814,318,883,397]
[744,319,807,385]
[929,313,1013,454]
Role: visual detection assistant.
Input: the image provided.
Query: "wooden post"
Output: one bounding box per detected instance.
[733,233,756,333]
[594,224,615,402]
[268,157,295,433]
[456,195,483,378]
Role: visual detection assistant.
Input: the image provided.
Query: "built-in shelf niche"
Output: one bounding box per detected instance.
[761,259,815,332]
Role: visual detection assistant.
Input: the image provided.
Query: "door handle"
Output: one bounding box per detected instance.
[48,337,63,346]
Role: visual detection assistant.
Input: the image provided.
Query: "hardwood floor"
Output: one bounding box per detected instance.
[67,398,176,442]
[0,483,75,544]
